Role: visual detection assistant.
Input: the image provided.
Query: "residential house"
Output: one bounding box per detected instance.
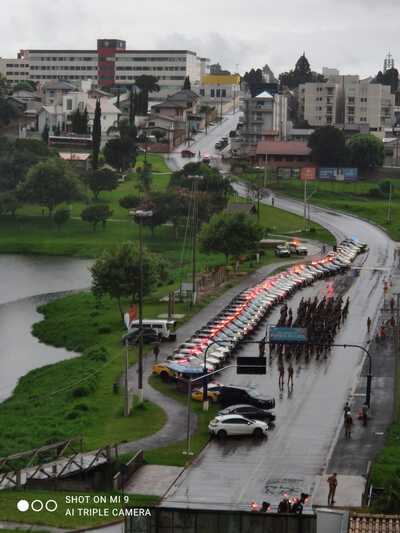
[253,140,312,169]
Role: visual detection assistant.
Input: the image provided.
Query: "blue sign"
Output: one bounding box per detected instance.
[269,327,308,344]
[319,167,337,180]
[342,167,358,181]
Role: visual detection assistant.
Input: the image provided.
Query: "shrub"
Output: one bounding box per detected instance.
[83,345,109,362]
[119,194,141,210]
[98,325,111,334]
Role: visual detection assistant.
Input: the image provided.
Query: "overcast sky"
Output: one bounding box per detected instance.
[2,0,399,77]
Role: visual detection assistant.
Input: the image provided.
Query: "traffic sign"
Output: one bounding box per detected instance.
[237,357,267,375]
[269,327,307,344]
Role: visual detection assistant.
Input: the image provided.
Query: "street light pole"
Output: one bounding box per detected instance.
[387,182,393,224]
[132,209,153,405]
[124,340,130,417]
[303,176,308,231]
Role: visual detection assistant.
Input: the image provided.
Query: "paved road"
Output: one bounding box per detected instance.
[167,112,240,172]
[162,184,396,509]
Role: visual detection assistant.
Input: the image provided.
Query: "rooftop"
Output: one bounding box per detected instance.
[201,74,241,85]
[256,141,311,156]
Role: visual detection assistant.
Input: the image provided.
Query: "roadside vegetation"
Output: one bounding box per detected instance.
[239,172,400,240]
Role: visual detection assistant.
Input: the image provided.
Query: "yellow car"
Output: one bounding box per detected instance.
[192,384,222,402]
[152,363,176,380]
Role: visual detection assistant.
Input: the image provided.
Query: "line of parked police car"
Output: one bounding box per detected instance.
[148,238,367,439]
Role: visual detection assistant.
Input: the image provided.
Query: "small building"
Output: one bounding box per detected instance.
[40,80,76,106]
[253,140,312,168]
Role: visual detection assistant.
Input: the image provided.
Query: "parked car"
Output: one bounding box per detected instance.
[127,319,176,341]
[181,149,195,158]
[289,242,308,255]
[218,404,276,423]
[208,414,268,438]
[218,386,275,410]
[202,154,211,164]
[192,383,223,402]
[122,326,159,345]
[275,245,291,257]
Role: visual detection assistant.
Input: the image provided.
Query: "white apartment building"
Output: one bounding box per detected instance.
[0,40,209,97]
[239,90,288,146]
[299,74,395,131]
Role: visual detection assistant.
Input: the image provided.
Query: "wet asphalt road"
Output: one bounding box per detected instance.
[162,183,396,509]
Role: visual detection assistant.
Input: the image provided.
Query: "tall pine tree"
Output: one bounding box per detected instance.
[92,99,101,170]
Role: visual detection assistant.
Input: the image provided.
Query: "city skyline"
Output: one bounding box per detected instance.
[1,0,399,78]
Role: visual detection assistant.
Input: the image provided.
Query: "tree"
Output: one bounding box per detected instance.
[308,126,349,166]
[42,123,50,144]
[119,194,141,210]
[12,80,36,93]
[18,159,82,216]
[0,191,21,216]
[242,68,266,97]
[92,99,101,170]
[81,204,113,231]
[53,207,70,230]
[71,108,88,135]
[373,68,399,93]
[136,192,171,236]
[90,242,160,320]
[86,167,119,199]
[0,74,8,97]
[103,137,135,172]
[347,133,384,170]
[134,75,160,114]
[183,76,191,90]
[137,162,152,193]
[199,212,263,264]
[0,98,17,126]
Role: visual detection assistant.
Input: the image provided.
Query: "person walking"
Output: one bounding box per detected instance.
[327,473,338,506]
[153,343,160,362]
[288,363,294,388]
[278,363,285,389]
[390,297,395,315]
[344,402,351,418]
[367,316,372,334]
[344,413,353,439]
[271,197,275,208]
[361,403,368,427]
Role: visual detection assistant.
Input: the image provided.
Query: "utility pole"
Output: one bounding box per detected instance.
[132,209,153,405]
[387,182,393,224]
[192,179,198,306]
[303,176,308,230]
[263,153,268,188]
[124,341,129,417]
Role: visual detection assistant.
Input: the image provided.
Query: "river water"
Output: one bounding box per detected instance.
[0,255,92,402]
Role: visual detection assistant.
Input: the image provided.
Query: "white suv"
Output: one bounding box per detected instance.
[208,414,268,438]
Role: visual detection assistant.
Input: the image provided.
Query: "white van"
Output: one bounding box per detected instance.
[126,319,177,341]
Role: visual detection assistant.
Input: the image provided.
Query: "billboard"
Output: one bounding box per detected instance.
[300,167,317,181]
[342,167,358,181]
[319,167,337,180]
[269,327,308,344]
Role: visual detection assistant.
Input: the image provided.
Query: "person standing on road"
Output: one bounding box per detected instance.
[344,402,351,418]
[153,343,160,362]
[271,197,275,207]
[288,363,294,388]
[327,473,338,505]
[344,413,353,439]
[278,363,285,389]
[367,316,372,334]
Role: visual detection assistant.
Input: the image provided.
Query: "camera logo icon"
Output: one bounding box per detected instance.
[17,499,58,513]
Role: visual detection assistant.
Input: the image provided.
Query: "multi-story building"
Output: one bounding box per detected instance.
[298,73,395,131]
[1,39,209,97]
[239,90,288,147]
[199,74,241,114]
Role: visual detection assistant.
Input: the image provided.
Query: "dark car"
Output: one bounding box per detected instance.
[218,386,275,410]
[181,149,195,158]
[122,326,160,345]
[218,404,276,423]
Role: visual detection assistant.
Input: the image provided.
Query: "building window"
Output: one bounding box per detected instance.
[210,89,215,97]
[222,89,226,98]
[66,99,73,111]
[199,89,205,96]
[216,89,220,97]
[348,97,355,104]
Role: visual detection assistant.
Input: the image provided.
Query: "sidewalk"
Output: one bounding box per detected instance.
[314,265,400,508]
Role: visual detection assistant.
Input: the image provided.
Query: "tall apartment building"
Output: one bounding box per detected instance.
[239,90,288,146]
[298,74,395,131]
[0,39,209,97]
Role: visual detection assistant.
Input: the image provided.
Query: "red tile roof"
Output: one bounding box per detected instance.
[349,514,400,533]
[256,141,311,156]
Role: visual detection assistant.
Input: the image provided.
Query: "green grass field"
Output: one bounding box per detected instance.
[0,490,159,528]
[239,172,400,240]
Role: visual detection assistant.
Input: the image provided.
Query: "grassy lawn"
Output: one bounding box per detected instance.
[145,375,218,467]
[0,292,167,457]
[238,172,400,240]
[0,490,159,528]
